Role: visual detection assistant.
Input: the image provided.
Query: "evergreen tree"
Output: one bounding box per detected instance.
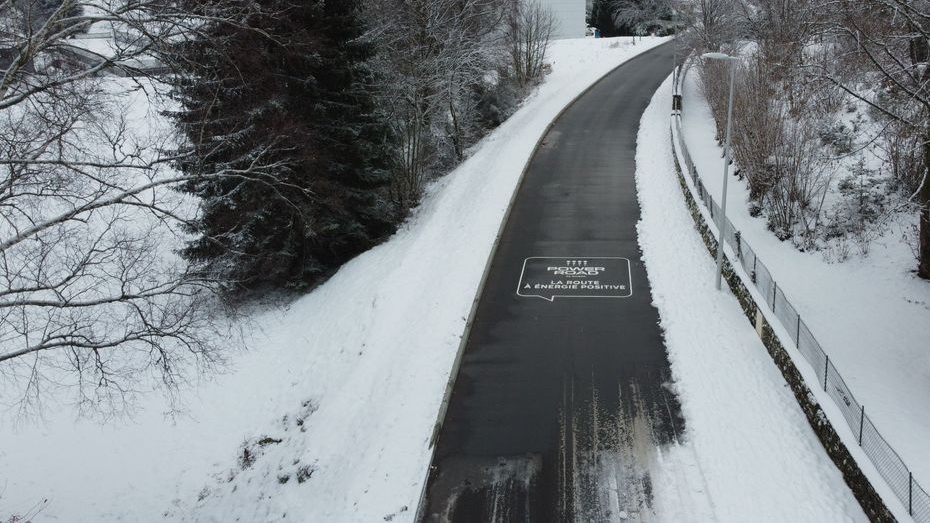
[171,0,395,294]
[589,0,622,37]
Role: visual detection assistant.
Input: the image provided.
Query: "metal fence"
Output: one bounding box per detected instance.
[672,62,929,523]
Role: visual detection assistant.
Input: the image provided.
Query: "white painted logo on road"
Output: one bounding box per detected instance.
[516,257,633,301]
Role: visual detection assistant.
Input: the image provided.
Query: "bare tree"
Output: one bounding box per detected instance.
[692,0,930,273]
[803,0,930,277]
[0,0,263,416]
[728,55,783,201]
[699,37,834,245]
[369,0,516,212]
[690,0,743,51]
[765,118,834,242]
[881,119,925,195]
[507,0,554,88]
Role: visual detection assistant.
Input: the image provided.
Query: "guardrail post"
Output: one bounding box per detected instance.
[772,281,777,309]
[910,472,913,515]
[858,405,865,445]
[796,315,801,344]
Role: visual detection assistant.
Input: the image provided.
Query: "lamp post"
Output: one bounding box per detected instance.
[702,52,737,291]
[671,12,679,88]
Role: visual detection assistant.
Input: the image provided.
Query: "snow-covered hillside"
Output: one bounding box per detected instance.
[680,67,930,490]
[0,37,670,523]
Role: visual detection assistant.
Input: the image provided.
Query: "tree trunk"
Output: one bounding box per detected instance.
[919,125,930,279]
[449,98,463,161]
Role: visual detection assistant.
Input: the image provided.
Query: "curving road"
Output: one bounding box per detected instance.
[422,43,683,522]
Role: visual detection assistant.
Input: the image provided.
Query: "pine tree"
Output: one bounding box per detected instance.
[590,0,622,37]
[171,0,396,294]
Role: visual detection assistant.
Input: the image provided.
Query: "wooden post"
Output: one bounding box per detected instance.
[824,355,830,391]
[858,406,865,446]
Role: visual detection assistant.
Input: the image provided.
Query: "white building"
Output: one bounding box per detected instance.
[540,0,586,39]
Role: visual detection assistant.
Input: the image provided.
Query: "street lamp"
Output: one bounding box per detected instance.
[702,52,737,291]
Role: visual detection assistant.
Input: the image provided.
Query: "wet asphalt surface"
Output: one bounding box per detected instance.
[422,42,683,522]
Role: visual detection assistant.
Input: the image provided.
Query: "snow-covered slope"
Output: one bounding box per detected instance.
[0,37,670,523]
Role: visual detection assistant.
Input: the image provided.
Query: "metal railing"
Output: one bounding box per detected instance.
[672,60,928,523]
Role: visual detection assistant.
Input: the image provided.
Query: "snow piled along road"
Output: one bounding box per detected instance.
[636,76,865,521]
[0,37,668,523]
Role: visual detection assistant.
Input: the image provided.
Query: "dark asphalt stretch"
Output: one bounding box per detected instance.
[422,43,682,522]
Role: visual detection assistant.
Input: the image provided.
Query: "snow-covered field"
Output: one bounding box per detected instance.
[637,75,865,522]
[679,67,930,487]
[0,37,670,522]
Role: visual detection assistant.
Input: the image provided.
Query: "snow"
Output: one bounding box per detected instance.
[0,37,671,522]
[679,65,930,487]
[637,74,866,522]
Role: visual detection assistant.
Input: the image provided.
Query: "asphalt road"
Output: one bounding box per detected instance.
[422,43,683,522]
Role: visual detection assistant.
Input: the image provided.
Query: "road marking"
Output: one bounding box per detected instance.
[516,257,633,301]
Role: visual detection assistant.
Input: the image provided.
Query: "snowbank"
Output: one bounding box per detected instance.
[0,37,669,522]
[638,76,866,522]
